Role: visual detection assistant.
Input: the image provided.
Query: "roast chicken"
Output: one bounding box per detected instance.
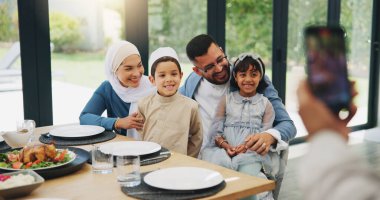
[19,144,57,163]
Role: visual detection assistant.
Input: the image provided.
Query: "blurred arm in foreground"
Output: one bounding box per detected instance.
[297,80,380,200]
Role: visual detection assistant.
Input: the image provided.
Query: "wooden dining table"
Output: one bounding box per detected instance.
[15,124,275,200]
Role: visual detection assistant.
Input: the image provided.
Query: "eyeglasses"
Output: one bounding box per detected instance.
[233,53,264,78]
[197,55,228,73]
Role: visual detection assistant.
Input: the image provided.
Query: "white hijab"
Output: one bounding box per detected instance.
[104,41,155,138]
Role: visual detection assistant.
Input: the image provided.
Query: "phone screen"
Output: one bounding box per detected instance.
[304,26,351,113]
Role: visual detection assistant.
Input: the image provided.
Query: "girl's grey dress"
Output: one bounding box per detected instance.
[201,91,281,178]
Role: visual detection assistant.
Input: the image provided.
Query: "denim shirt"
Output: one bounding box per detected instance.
[179,71,297,142]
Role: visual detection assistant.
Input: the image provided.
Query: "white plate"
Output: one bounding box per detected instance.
[144,167,224,190]
[0,150,76,171]
[0,136,4,142]
[49,125,105,138]
[100,141,161,156]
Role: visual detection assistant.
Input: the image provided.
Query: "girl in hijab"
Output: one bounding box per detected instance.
[80,41,155,137]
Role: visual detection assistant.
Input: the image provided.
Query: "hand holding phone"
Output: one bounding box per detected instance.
[304,25,351,114]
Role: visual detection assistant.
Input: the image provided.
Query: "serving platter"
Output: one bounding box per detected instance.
[0,150,76,171]
[0,147,90,179]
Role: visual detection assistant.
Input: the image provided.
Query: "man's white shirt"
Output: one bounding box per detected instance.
[194,78,229,149]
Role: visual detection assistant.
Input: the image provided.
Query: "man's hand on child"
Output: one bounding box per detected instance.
[244,133,275,156]
[118,112,145,130]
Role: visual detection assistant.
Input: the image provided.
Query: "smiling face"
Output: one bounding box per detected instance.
[115,54,144,88]
[234,65,261,97]
[192,43,230,85]
[150,61,183,97]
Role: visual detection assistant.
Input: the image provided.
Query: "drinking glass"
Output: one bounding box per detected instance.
[115,155,141,187]
[92,145,113,174]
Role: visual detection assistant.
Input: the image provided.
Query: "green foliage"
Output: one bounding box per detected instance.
[0,1,18,42]
[226,0,272,62]
[148,0,207,62]
[341,0,372,77]
[49,12,82,53]
[287,0,327,67]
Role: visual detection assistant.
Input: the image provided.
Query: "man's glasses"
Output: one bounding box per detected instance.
[197,55,228,73]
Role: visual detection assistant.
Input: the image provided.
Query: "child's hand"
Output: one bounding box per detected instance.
[117,112,144,130]
[225,146,236,157]
[235,144,247,155]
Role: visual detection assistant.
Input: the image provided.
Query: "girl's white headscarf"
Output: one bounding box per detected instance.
[105,41,155,138]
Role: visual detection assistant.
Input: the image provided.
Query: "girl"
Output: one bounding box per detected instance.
[137,47,203,158]
[80,41,155,137]
[201,53,288,199]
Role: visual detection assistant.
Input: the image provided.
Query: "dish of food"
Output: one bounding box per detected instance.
[0,170,44,198]
[0,144,76,171]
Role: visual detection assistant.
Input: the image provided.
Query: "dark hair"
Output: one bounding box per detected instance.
[186,34,218,62]
[150,56,182,77]
[230,56,269,94]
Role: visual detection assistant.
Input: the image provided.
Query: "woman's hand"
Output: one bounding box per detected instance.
[116,112,144,130]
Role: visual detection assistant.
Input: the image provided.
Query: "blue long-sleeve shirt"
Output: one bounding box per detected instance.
[80,81,130,134]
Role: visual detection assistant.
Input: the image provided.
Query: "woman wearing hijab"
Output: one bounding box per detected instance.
[80,41,155,137]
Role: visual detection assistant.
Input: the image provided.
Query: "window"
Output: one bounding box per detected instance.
[148,0,207,83]
[0,0,22,131]
[226,0,273,76]
[49,0,126,124]
[340,0,373,126]
[285,0,327,138]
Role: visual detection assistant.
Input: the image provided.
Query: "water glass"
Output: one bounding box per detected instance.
[92,145,113,174]
[116,155,141,187]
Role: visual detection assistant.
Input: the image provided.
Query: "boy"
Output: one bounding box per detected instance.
[137,47,203,158]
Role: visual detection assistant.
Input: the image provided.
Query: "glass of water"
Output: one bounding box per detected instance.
[115,154,141,187]
[92,144,113,174]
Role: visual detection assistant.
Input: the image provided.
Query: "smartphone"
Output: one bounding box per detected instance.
[304,25,351,114]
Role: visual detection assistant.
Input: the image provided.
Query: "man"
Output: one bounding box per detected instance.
[180,34,296,154]
[180,34,296,199]
[297,80,380,200]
